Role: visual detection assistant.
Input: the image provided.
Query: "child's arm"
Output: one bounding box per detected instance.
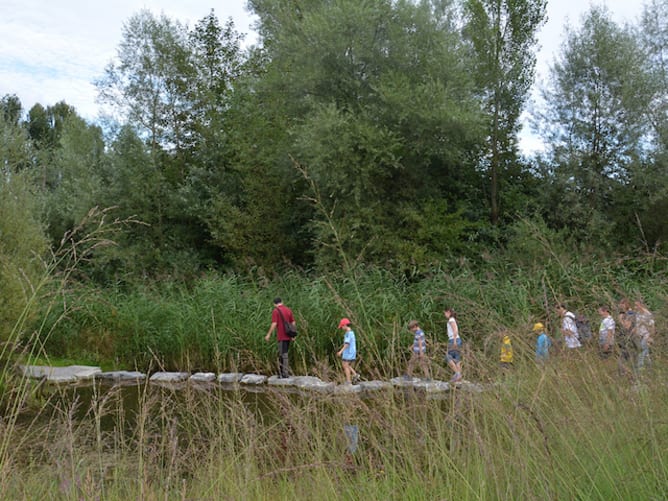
[337,343,349,357]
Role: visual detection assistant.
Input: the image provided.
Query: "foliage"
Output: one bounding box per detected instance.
[463,0,547,224]
[0,171,49,341]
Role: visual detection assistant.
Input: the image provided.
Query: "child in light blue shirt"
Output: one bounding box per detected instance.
[337,318,360,384]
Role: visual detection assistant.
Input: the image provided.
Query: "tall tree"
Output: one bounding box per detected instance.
[535,7,651,247]
[96,10,192,159]
[463,0,546,225]
[244,0,485,269]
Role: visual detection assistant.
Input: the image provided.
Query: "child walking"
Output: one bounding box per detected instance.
[337,318,360,384]
[444,308,463,383]
[533,322,551,363]
[405,320,431,380]
[500,333,513,368]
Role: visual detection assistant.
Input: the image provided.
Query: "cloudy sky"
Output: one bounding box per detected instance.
[0,0,646,150]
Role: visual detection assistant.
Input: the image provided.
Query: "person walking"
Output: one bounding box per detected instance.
[634,299,655,371]
[337,318,360,384]
[556,304,581,350]
[597,306,616,358]
[533,322,551,364]
[405,320,431,380]
[444,308,463,383]
[617,298,636,375]
[500,333,514,369]
[265,297,296,378]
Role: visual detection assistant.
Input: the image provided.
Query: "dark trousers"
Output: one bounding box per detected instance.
[278,340,291,378]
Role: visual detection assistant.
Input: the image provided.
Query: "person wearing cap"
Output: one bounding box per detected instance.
[336,318,360,384]
[265,297,296,378]
[555,304,581,350]
[533,322,551,363]
[499,333,514,369]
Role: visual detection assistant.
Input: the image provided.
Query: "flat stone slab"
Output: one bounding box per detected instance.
[390,376,422,387]
[359,380,393,391]
[417,380,450,393]
[190,372,216,383]
[20,365,102,383]
[292,376,336,392]
[240,374,267,385]
[97,371,146,382]
[267,375,297,386]
[333,383,362,394]
[218,373,244,383]
[149,372,190,383]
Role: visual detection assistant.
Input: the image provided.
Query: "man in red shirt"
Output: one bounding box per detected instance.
[264,297,296,378]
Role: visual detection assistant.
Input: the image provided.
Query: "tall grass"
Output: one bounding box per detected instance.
[2,357,667,499]
[3,213,667,498]
[36,254,667,380]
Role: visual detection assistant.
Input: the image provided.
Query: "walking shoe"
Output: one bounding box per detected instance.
[449,373,462,383]
[352,374,361,384]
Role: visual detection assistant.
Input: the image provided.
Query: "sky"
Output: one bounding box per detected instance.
[0,0,647,152]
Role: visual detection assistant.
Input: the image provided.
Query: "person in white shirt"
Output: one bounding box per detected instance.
[597,306,615,357]
[556,304,581,349]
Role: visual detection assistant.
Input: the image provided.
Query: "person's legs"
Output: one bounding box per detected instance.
[342,360,352,383]
[419,355,431,380]
[278,340,290,378]
[406,353,417,377]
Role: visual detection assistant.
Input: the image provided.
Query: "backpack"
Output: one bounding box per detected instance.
[574,313,592,342]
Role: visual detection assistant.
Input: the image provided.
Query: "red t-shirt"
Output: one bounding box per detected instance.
[272,305,295,342]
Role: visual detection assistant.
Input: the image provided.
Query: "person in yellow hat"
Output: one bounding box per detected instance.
[533,322,551,363]
[500,333,514,368]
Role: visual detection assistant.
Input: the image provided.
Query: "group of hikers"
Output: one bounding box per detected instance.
[502,298,657,375]
[265,296,657,385]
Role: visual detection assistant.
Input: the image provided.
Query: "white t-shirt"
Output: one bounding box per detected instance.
[598,315,615,345]
[563,312,581,348]
[447,317,458,341]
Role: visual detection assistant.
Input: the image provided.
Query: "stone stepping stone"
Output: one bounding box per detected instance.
[97,371,146,382]
[359,380,393,391]
[218,373,244,383]
[390,376,422,387]
[267,375,297,386]
[20,365,101,383]
[190,372,216,383]
[292,376,336,393]
[333,383,362,394]
[240,374,267,385]
[415,380,450,393]
[149,372,190,383]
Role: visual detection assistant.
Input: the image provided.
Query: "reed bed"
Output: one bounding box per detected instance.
[1,356,666,500]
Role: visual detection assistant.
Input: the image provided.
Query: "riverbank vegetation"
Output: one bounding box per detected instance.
[1,354,667,499]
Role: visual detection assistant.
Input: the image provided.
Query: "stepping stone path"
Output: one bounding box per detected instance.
[18,365,482,395]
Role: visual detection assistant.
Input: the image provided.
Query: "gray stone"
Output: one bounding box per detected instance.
[267,375,296,386]
[97,371,146,382]
[390,376,420,387]
[292,376,336,392]
[217,372,244,383]
[417,380,450,393]
[240,374,267,385]
[359,380,393,391]
[19,365,102,383]
[149,372,190,383]
[333,383,362,394]
[190,372,216,383]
